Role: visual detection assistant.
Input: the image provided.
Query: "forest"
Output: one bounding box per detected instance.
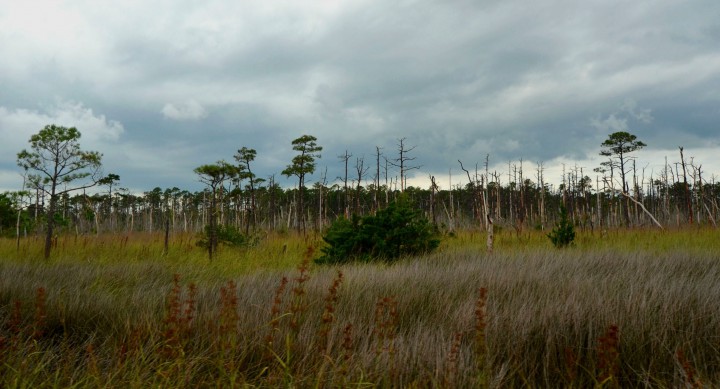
[2,130,718,240]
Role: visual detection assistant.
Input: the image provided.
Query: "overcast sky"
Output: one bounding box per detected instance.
[2,0,719,193]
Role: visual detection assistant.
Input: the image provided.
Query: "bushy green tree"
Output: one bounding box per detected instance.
[196,224,253,250]
[282,135,322,234]
[0,193,17,234]
[17,125,107,259]
[547,205,575,248]
[598,131,646,226]
[194,161,237,260]
[316,200,440,264]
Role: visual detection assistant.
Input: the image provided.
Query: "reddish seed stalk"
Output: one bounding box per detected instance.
[338,322,354,381]
[444,331,464,387]
[33,287,47,339]
[9,300,22,339]
[161,274,195,358]
[474,287,488,369]
[677,349,702,388]
[373,295,398,381]
[218,280,239,357]
[597,324,620,384]
[183,283,197,333]
[317,270,343,354]
[564,346,578,383]
[290,254,311,333]
[86,343,100,378]
[266,276,288,349]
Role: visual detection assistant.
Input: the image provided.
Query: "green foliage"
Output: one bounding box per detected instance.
[234,147,258,183]
[0,193,17,232]
[599,131,647,158]
[281,135,322,233]
[197,224,254,249]
[316,200,440,264]
[17,125,103,190]
[547,206,575,248]
[281,135,322,180]
[16,125,107,258]
[194,161,237,187]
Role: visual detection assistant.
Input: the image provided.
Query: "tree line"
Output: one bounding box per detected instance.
[2,126,719,257]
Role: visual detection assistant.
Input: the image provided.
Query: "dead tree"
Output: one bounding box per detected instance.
[338,150,352,218]
[374,146,382,212]
[679,147,693,224]
[603,178,663,230]
[318,167,328,230]
[354,156,369,216]
[390,138,421,192]
[536,161,546,230]
[430,175,438,226]
[458,159,480,224]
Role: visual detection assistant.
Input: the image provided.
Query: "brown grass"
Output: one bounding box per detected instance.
[0,230,719,387]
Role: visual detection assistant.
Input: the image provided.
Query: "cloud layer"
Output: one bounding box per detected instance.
[1,0,719,191]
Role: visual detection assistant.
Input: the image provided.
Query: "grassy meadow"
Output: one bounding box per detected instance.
[1,227,719,387]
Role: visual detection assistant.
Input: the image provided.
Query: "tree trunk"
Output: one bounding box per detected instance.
[44,193,57,259]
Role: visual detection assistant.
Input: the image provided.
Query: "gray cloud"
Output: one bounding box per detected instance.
[1,0,719,191]
[161,101,208,121]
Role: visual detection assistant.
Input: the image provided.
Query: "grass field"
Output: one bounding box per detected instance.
[1,227,718,387]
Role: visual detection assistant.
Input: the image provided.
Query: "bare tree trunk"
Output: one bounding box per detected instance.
[536,162,545,231]
[679,147,693,224]
[163,218,170,256]
[374,146,381,213]
[596,175,602,230]
[604,180,663,230]
[486,214,494,253]
[448,168,455,232]
[430,176,438,226]
[340,150,351,218]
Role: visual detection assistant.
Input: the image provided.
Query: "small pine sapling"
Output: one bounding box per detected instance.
[547,205,575,248]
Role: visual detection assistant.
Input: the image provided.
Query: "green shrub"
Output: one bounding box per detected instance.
[316,200,440,264]
[547,205,575,248]
[196,224,254,249]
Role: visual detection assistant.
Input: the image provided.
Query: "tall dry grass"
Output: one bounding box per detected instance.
[0,229,719,387]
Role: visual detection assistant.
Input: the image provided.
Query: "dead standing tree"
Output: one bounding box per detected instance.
[679,147,693,225]
[354,156,369,216]
[374,146,382,213]
[338,150,352,218]
[390,138,421,192]
[459,157,493,253]
[429,175,438,226]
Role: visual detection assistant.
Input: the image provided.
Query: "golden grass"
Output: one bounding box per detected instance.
[0,227,719,387]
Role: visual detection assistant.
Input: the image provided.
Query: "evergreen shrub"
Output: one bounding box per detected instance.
[197,224,253,249]
[316,200,440,264]
[547,205,575,248]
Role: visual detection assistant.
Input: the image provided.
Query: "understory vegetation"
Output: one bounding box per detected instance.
[1,228,718,387]
[316,199,440,264]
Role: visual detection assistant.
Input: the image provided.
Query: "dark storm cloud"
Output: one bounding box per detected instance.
[1,0,719,191]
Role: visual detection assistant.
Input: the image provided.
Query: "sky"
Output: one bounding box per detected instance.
[1,0,719,194]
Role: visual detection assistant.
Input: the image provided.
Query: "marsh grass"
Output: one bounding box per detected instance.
[0,228,719,387]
